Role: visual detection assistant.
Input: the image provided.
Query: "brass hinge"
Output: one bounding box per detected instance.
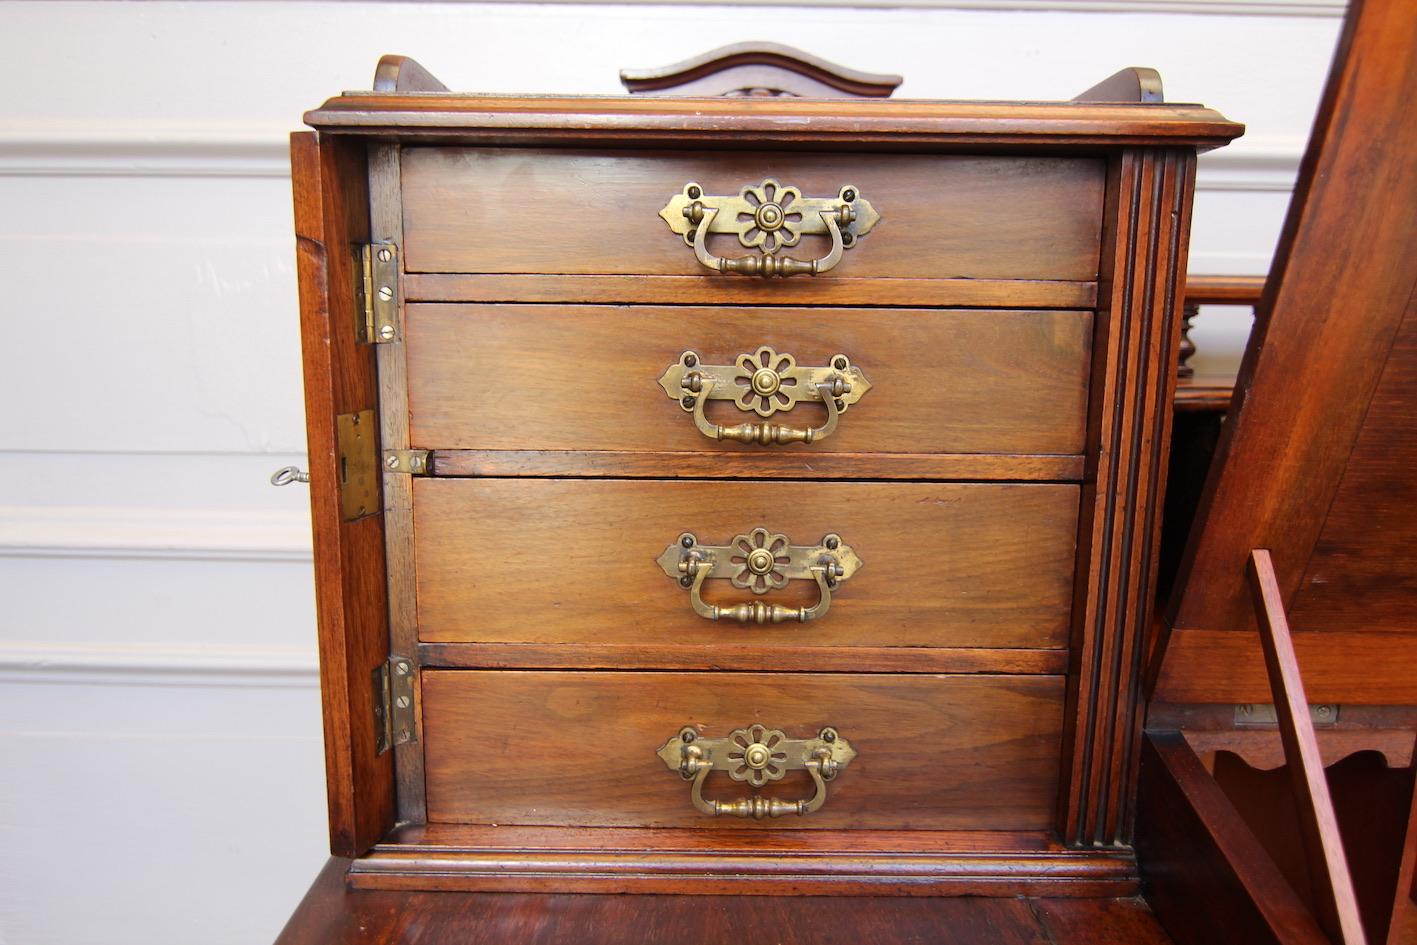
[336,409,380,521]
[1234,703,1340,727]
[383,449,431,475]
[356,242,400,344]
[373,656,417,755]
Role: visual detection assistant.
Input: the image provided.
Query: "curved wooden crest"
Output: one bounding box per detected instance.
[620,42,902,98]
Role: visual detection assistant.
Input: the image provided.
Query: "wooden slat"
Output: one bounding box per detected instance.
[289,132,394,856]
[421,671,1064,832]
[412,478,1079,650]
[406,304,1092,456]
[1248,549,1368,945]
[418,642,1069,675]
[429,449,1085,482]
[1060,148,1195,847]
[403,272,1098,309]
[1184,275,1266,307]
[1152,629,1417,704]
[1136,732,1331,945]
[400,149,1104,281]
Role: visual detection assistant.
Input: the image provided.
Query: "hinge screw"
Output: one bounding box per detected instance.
[379,325,396,341]
[377,247,393,263]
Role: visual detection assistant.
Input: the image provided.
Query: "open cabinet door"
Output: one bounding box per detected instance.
[290,132,396,856]
[1142,0,1417,940]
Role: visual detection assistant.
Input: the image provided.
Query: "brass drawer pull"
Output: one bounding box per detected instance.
[659,179,879,278]
[657,725,857,818]
[658,347,871,445]
[656,528,862,624]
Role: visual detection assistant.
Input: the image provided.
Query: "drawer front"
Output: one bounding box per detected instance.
[408,305,1092,455]
[414,479,1078,648]
[422,671,1064,831]
[401,148,1104,281]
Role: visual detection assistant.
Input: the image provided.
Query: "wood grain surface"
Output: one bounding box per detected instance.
[400,149,1104,280]
[421,671,1064,831]
[406,304,1092,456]
[279,857,1165,942]
[413,478,1079,649]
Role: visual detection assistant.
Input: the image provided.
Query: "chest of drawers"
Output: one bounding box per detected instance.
[289,60,1239,895]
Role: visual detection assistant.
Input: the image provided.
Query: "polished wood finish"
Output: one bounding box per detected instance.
[349,824,1137,896]
[412,479,1079,650]
[1249,548,1367,944]
[421,671,1064,831]
[620,42,903,98]
[1162,0,1417,656]
[402,271,1098,308]
[407,305,1092,456]
[1060,149,1196,848]
[1137,732,1330,945]
[280,858,1165,943]
[1073,67,1164,105]
[400,149,1105,281]
[304,94,1242,151]
[373,54,449,93]
[289,132,394,856]
[429,449,1086,482]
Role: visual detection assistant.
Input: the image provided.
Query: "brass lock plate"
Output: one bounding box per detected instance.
[336,409,380,521]
[659,347,870,419]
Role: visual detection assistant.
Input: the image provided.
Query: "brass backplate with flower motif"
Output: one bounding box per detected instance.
[656,527,863,594]
[659,346,870,419]
[659,179,879,254]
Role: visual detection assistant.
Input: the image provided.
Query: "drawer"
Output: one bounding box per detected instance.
[414,479,1078,649]
[407,305,1092,455]
[422,671,1064,831]
[401,148,1104,282]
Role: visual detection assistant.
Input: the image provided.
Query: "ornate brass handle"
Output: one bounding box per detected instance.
[656,528,862,624]
[656,725,857,818]
[658,347,871,445]
[659,179,879,278]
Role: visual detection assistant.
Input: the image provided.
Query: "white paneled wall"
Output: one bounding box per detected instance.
[0,2,1338,941]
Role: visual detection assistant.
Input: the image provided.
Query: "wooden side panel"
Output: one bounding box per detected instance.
[1136,733,1331,945]
[1290,303,1417,633]
[422,671,1064,831]
[406,305,1092,455]
[290,132,394,855]
[413,478,1079,650]
[401,149,1104,280]
[1060,149,1194,847]
[1166,0,1417,637]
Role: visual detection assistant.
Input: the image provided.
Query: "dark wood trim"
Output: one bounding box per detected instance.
[304,95,1242,151]
[418,642,1068,675]
[1059,148,1194,848]
[290,131,395,856]
[620,42,902,98]
[345,825,1138,896]
[427,450,1085,482]
[1072,67,1164,105]
[1137,732,1332,945]
[401,273,1098,309]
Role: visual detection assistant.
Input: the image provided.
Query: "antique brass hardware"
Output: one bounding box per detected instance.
[656,724,856,818]
[372,656,417,755]
[658,347,870,444]
[659,179,879,277]
[383,449,431,475]
[357,242,400,344]
[656,528,862,624]
[336,410,380,521]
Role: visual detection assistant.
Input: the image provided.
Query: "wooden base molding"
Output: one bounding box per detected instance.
[347,827,1138,896]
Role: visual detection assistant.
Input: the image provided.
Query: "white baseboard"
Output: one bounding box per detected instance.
[0,505,313,562]
[0,641,319,688]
